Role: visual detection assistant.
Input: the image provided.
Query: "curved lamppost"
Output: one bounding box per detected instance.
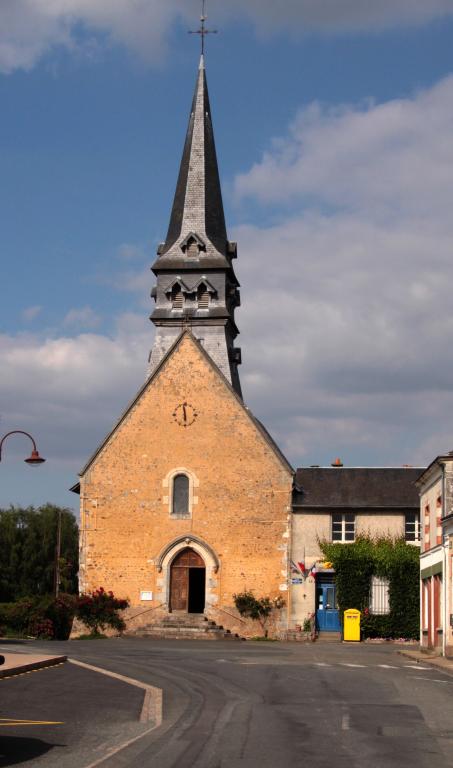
[0,430,46,465]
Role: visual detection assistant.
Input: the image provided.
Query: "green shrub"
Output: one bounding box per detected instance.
[233,591,285,638]
[320,536,420,640]
[360,612,393,639]
[0,593,76,639]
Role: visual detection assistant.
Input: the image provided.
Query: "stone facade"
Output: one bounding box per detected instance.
[78,333,293,637]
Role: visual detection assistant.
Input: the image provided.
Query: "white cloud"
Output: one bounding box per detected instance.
[63,306,101,329]
[0,0,186,74]
[220,0,453,34]
[2,0,453,74]
[235,76,453,224]
[232,75,453,466]
[0,312,150,466]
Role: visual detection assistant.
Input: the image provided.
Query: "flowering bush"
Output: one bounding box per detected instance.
[76,588,129,636]
[30,618,54,640]
[0,594,77,640]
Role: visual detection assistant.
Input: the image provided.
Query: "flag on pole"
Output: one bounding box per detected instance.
[309,563,317,579]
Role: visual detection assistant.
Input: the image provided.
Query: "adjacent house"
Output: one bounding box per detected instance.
[417,452,453,656]
[291,463,422,633]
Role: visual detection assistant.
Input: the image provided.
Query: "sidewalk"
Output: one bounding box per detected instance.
[398,648,453,676]
[0,651,67,679]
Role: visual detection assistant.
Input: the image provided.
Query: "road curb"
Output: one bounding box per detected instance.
[397,648,453,677]
[68,658,163,768]
[0,655,67,679]
[68,658,163,725]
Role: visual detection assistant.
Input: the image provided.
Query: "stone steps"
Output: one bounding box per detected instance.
[316,631,342,643]
[130,613,244,641]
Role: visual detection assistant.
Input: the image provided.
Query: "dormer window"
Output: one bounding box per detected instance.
[197,283,210,309]
[171,283,184,309]
[180,232,206,258]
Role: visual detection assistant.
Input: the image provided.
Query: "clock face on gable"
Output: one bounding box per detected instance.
[172,402,198,427]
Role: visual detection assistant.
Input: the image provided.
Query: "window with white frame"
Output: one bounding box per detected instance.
[332,512,355,542]
[369,575,390,615]
[405,511,420,543]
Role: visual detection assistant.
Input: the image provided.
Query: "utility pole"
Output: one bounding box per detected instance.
[55,508,62,598]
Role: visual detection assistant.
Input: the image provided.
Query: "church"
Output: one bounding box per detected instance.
[72,53,421,639]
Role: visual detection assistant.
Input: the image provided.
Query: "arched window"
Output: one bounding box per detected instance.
[171,283,184,309]
[172,474,189,517]
[197,283,210,309]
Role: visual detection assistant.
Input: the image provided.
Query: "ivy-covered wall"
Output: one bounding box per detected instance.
[320,537,419,639]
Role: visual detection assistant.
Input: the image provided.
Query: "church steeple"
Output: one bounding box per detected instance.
[162,55,228,260]
[148,55,242,396]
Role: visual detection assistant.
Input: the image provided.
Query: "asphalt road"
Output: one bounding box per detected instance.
[1,638,453,768]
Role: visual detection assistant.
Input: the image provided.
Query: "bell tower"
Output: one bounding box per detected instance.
[148,55,242,396]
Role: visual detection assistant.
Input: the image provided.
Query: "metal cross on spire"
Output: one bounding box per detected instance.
[188,0,218,55]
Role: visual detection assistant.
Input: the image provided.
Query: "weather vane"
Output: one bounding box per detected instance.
[189,0,218,55]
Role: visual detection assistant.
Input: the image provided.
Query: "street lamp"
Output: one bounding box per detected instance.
[0,430,46,465]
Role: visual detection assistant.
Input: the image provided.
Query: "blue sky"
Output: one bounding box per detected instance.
[1,1,453,511]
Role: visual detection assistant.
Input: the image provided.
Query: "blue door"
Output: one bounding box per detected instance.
[316,582,340,631]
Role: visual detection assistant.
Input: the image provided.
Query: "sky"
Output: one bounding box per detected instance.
[1,0,453,512]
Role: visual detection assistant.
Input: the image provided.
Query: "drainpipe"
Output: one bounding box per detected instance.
[442,465,447,657]
[443,538,448,657]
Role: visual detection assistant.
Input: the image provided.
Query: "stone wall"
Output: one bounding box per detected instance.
[79,333,293,637]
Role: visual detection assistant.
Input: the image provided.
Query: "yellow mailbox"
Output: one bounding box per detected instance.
[343,609,361,642]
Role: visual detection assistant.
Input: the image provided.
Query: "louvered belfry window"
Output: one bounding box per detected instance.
[171,284,184,309]
[187,239,199,258]
[198,284,210,309]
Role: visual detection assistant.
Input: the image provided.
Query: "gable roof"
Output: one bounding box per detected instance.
[73,330,293,484]
[293,467,424,509]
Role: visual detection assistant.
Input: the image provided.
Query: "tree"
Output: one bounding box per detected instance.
[0,505,79,601]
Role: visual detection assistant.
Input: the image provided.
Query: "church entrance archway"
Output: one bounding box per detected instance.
[169,547,206,613]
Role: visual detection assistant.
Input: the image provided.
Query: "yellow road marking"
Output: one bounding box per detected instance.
[0,662,65,680]
[0,719,64,726]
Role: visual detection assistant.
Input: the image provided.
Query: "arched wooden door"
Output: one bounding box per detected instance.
[169,548,206,613]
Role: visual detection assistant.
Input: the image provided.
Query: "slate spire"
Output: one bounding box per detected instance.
[161,55,228,260]
[149,56,242,396]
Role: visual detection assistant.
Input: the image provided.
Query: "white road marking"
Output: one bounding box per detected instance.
[413,676,452,684]
[340,663,366,668]
[314,662,332,667]
[377,664,399,669]
[341,714,350,730]
[404,665,433,670]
